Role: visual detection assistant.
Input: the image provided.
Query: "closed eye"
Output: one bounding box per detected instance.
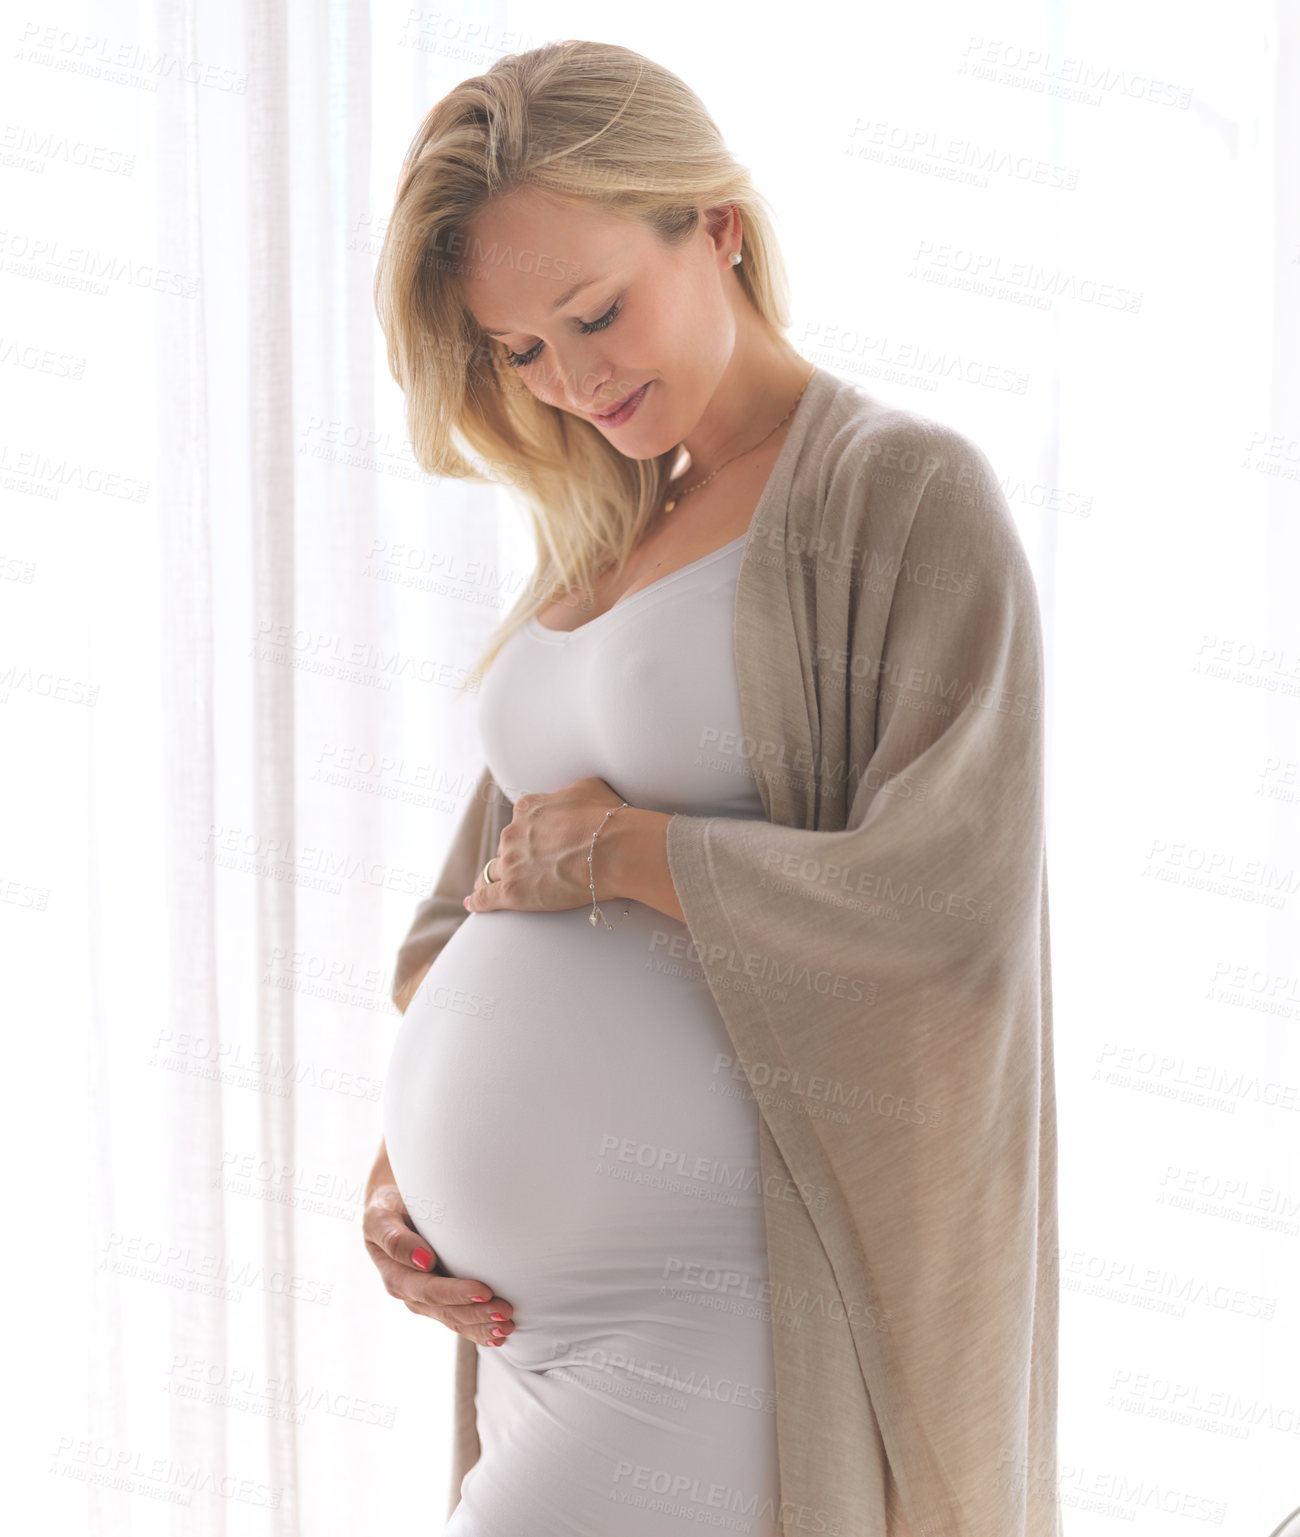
[502,299,622,370]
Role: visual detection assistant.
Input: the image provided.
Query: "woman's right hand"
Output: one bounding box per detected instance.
[363,1183,515,1347]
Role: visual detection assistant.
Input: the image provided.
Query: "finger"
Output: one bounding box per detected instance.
[362,1193,515,1340]
[429,1286,516,1345]
[361,1196,457,1280]
[362,1202,437,1270]
[364,1243,517,1341]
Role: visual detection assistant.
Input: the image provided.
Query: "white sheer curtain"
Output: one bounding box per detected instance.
[4,1,1297,1532]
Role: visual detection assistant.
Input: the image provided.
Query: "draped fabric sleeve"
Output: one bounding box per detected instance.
[390,762,514,1015]
[664,420,1059,1537]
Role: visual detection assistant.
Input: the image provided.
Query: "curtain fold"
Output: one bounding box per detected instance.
[153,0,227,1532]
[245,2,302,1527]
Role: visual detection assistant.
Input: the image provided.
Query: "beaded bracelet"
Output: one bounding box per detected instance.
[589,802,632,929]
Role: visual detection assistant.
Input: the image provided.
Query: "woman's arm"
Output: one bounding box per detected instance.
[365,1137,398,1205]
[362,1138,518,1346]
[393,763,511,1012]
[460,782,692,924]
[603,807,685,924]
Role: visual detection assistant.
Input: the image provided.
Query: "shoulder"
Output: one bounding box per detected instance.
[798,371,1017,555]
[793,371,1036,619]
[803,371,999,506]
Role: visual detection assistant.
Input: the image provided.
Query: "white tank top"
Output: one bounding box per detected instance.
[478,535,765,821]
[381,529,783,1531]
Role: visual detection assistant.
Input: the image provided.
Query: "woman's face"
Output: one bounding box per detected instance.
[458,185,739,459]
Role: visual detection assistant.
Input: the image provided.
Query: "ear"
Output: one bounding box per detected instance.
[702,202,741,261]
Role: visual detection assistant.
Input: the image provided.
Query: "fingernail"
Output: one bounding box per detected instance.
[491,1328,505,1337]
[469,1294,488,1303]
[412,1248,432,1270]
[489,1312,504,1321]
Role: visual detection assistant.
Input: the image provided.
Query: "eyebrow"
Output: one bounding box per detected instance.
[479,277,599,337]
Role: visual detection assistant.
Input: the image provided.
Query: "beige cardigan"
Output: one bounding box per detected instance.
[390,366,1062,1537]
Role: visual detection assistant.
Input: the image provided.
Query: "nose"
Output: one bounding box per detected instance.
[536,351,612,415]
[571,370,615,416]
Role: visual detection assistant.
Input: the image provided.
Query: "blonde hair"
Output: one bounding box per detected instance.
[373,40,794,693]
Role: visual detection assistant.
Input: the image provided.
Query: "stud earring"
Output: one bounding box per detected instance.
[728,251,742,266]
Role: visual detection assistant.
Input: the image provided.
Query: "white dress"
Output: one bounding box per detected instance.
[381,536,783,1536]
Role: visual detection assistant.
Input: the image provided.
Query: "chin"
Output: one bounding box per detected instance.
[613,427,676,461]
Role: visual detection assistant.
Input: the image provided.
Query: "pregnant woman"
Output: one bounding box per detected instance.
[363,40,1061,1537]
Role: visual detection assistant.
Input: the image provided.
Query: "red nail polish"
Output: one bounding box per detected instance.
[412,1247,432,1270]
[490,1312,504,1321]
[469,1294,488,1303]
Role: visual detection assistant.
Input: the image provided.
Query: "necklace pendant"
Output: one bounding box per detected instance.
[589,909,599,926]
[663,496,676,512]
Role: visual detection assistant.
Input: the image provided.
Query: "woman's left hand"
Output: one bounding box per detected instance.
[463,776,631,914]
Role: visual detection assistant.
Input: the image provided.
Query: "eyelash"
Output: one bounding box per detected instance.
[501,299,622,369]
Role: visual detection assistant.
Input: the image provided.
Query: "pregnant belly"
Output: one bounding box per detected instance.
[380,904,771,1367]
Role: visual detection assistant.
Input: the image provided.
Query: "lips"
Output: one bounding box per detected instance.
[592,382,648,422]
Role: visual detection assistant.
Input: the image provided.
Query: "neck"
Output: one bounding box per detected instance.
[677,316,811,485]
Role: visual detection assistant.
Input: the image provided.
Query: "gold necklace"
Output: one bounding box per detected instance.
[662,364,816,513]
